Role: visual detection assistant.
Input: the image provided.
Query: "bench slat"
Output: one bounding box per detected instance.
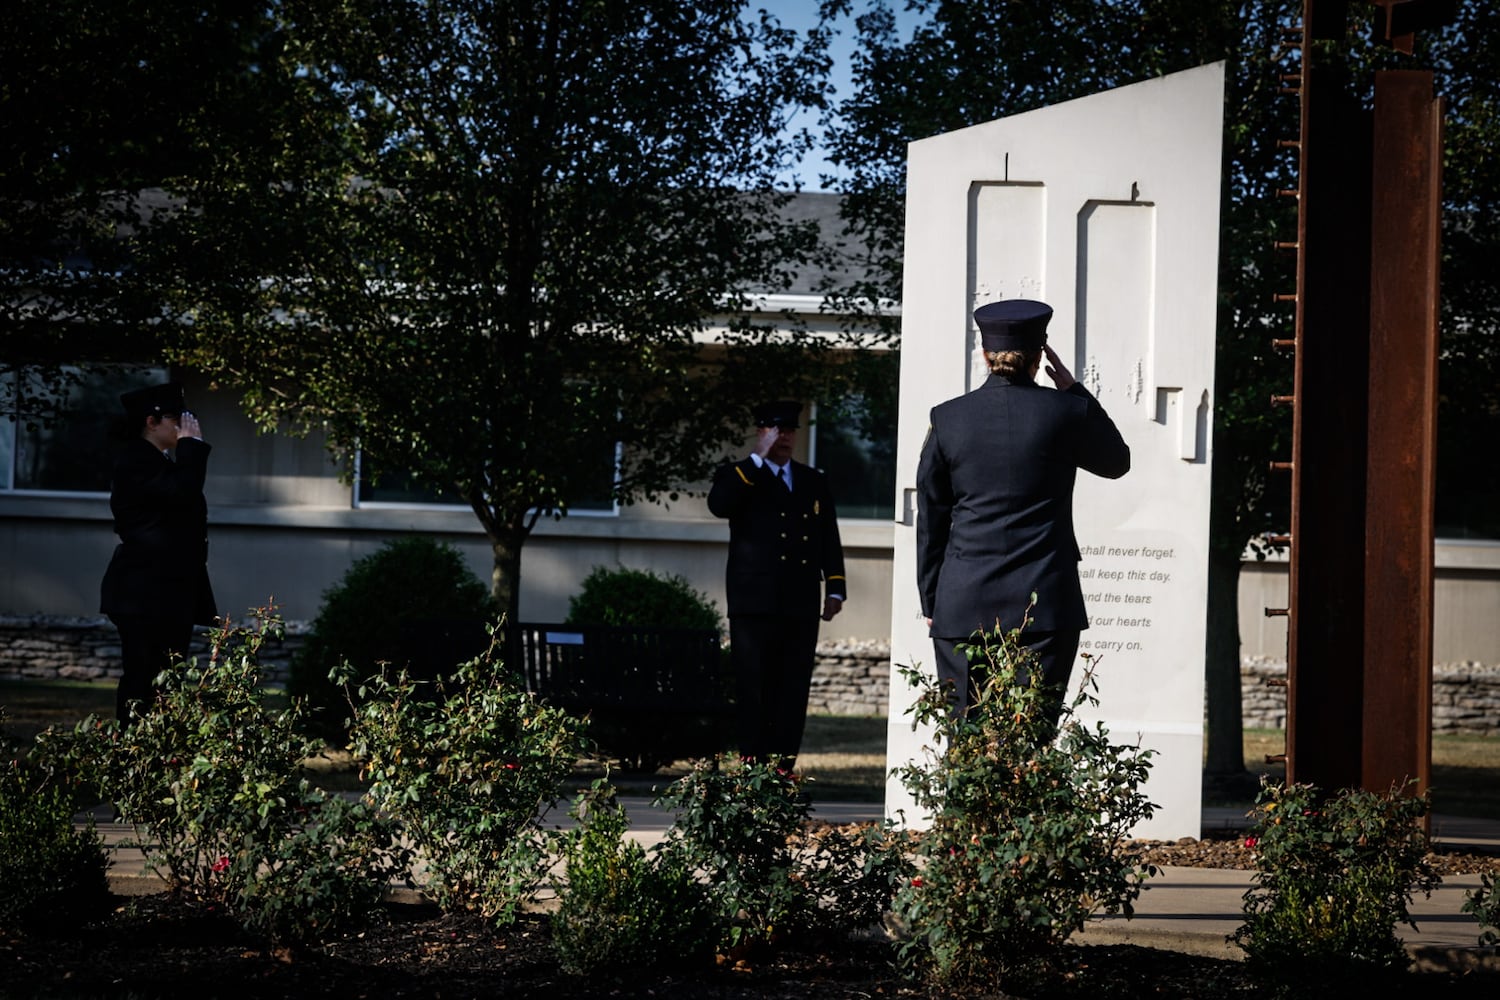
[508,622,732,718]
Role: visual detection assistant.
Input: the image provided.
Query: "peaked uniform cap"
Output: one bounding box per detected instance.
[120,382,185,421]
[974,299,1053,352]
[753,400,802,429]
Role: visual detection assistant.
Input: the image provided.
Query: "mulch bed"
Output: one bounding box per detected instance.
[6,834,1499,999]
[2,895,1254,999]
[1128,830,1500,876]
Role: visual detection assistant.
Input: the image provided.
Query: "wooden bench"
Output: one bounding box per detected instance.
[506,622,735,770]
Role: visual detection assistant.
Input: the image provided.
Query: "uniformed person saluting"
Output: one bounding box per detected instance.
[917,300,1129,730]
[100,381,218,724]
[708,400,847,766]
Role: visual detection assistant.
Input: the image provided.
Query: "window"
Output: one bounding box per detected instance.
[356,441,620,514]
[1,365,167,493]
[354,461,464,507]
[810,393,897,520]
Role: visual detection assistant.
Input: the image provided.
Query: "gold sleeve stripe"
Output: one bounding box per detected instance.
[827,575,846,581]
[734,466,753,485]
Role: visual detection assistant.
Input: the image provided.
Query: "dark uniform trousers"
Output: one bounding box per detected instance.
[730,614,822,764]
[932,628,1080,731]
[109,611,197,722]
[708,455,846,766]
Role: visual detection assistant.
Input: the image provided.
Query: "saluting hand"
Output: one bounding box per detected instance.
[753,425,780,459]
[176,411,204,441]
[1043,345,1077,391]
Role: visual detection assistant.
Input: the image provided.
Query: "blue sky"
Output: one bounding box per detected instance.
[754,1,927,190]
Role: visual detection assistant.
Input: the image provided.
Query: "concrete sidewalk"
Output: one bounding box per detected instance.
[79,801,1500,973]
[1077,809,1500,972]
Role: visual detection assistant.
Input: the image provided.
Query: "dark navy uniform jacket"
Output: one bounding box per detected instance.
[707,457,847,617]
[916,373,1129,637]
[100,436,218,625]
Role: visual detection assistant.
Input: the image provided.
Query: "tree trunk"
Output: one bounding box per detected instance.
[487,526,527,625]
[1204,544,1255,791]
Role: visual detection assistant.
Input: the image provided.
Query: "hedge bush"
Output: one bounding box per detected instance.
[565,565,722,632]
[888,620,1158,994]
[32,614,407,945]
[0,725,111,936]
[348,641,588,926]
[564,566,728,771]
[1232,780,1441,988]
[290,537,495,738]
[551,782,716,976]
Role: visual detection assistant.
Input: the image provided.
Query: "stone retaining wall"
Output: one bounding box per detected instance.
[0,615,307,687]
[1240,656,1500,735]
[807,637,891,717]
[2,617,1495,733]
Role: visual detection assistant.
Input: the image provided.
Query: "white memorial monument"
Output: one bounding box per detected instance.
[886,63,1226,840]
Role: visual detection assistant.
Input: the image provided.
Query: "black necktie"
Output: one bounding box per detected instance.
[778,466,790,490]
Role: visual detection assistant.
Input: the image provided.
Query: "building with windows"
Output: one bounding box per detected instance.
[0,361,902,640]
[0,193,901,641]
[2,193,1496,682]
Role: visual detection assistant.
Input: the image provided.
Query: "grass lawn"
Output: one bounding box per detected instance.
[0,678,117,744]
[1237,727,1500,818]
[4,679,1495,815]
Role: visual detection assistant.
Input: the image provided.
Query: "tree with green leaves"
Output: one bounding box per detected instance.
[129,0,845,618]
[0,1,296,425]
[821,0,1500,784]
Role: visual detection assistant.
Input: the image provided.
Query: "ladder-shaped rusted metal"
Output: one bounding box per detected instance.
[1270,0,1446,798]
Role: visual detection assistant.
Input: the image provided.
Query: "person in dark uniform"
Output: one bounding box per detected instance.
[707,400,847,766]
[100,381,218,723]
[916,300,1130,728]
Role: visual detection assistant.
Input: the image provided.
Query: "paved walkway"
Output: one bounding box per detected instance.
[78,801,1500,974]
[1080,809,1500,970]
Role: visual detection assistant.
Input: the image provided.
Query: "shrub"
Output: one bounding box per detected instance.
[563,564,730,771]
[347,634,589,926]
[1463,872,1499,947]
[654,758,810,954]
[1231,780,1441,987]
[290,537,494,738]
[788,815,914,938]
[230,790,409,945]
[551,781,715,977]
[565,565,722,632]
[32,611,407,944]
[888,620,1158,993]
[0,727,111,935]
[653,755,909,956]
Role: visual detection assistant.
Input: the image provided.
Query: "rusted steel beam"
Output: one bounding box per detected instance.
[1369,0,1459,53]
[1307,0,1352,40]
[1361,70,1441,798]
[1285,45,1372,792]
[1282,0,1447,801]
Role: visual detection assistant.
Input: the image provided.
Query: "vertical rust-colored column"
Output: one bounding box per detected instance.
[1284,44,1372,792]
[1362,70,1441,798]
[1280,0,1451,798]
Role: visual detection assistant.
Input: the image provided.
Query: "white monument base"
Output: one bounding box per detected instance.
[885,63,1226,841]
